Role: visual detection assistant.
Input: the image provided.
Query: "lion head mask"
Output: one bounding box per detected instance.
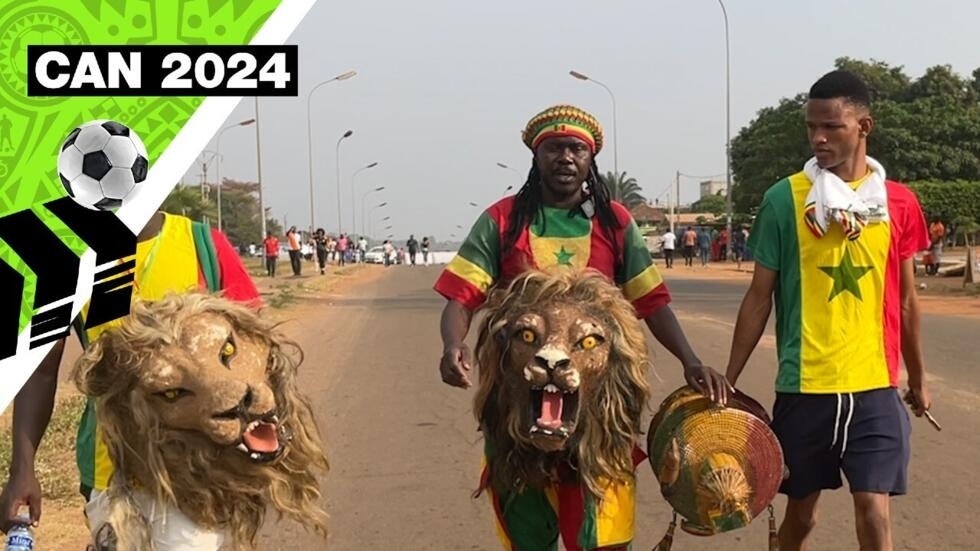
[72,292,328,551]
[473,269,652,498]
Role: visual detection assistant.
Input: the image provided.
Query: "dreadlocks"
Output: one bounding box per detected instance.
[502,159,622,260]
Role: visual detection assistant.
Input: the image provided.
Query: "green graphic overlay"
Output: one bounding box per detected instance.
[0,0,283,334]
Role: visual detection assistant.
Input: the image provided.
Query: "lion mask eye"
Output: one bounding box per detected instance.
[155,388,191,403]
[518,329,537,345]
[578,335,604,350]
[219,335,237,367]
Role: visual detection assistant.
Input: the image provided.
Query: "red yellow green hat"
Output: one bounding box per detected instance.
[522,104,604,154]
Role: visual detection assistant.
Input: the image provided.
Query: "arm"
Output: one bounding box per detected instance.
[644,307,732,404]
[899,257,930,415]
[644,307,701,370]
[725,265,777,386]
[438,298,476,389]
[0,339,65,530]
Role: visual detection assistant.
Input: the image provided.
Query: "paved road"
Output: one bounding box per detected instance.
[258,266,979,551]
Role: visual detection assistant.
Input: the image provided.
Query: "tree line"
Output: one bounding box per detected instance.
[730,57,980,234]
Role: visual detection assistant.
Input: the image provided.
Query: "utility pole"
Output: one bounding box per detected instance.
[675,170,681,231]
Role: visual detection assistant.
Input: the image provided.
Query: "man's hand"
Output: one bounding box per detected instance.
[904,384,932,417]
[683,363,733,406]
[0,468,41,533]
[440,342,473,389]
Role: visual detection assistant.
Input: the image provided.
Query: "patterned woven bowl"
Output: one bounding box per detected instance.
[647,386,784,536]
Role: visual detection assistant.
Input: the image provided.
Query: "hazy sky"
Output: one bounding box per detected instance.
[187,0,980,241]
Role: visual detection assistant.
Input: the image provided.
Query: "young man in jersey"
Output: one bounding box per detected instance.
[724,70,933,551]
[0,210,260,548]
[433,104,729,551]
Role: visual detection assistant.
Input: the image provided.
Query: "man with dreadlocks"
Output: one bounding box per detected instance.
[433,104,730,550]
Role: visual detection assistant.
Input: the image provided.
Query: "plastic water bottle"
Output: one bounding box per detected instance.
[4,514,34,551]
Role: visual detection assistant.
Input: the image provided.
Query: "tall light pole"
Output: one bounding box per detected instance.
[361,186,385,236]
[254,97,267,242]
[215,118,255,232]
[569,70,618,176]
[717,0,733,243]
[307,70,357,235]
[372,213,391,240]
[335,129,353,234]
[351,161,379,237]
[369,202,387,238]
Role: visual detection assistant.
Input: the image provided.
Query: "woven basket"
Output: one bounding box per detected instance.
[648,386,783,536]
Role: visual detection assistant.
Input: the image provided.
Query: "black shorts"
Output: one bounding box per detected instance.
[771,387,911,499]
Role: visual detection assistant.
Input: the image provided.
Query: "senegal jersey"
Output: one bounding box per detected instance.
[749,171,929,394]
[434,197,670,318]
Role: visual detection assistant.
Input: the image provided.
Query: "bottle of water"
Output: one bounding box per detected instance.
[4,514,34,551]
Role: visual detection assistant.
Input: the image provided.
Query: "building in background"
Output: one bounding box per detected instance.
[699,179,728,199]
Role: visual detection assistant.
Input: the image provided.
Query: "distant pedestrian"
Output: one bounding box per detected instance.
[421,236,431,265]
[286,226,302,276]
[263,231,279,277]
[661,228,676,268]
[314,228,329,274]
[407,234,420,266]
[682,226,697,266]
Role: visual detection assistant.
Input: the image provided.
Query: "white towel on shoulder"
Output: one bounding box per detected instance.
[802,156,888,240]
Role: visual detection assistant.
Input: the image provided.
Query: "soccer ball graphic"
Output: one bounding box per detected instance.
[57,120,149,211]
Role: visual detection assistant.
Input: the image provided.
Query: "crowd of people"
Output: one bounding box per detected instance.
[244,228,436,277]
[658,224,751,269]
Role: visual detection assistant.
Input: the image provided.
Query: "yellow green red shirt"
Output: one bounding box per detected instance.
[434,197,670,318]
[749,171,929,394]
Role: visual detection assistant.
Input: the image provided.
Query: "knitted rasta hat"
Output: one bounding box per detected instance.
[522,104,604,154]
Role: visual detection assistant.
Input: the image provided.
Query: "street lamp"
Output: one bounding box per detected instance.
[570,70,618,175]
[369,201,387,238]
[374,216,392,239]
[335,129,353,234]
[351,161,379,236]
[361,186,385,236]
[496,162,521,196]
[215,118,255,232]
[254,97,267,242]
[716,0,734,243]
[306,70,357,235]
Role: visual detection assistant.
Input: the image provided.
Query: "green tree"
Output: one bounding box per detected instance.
[691,194,727,216]
[730,58,980,212]
[160,183,217,222]
[604,171,647,209]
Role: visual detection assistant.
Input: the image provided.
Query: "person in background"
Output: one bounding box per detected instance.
[286,226,302,276]
[314,228,329,275]
[421,236,431,265]
[407,235,420,266]
[263,230,280,277]
[661,227,677,268]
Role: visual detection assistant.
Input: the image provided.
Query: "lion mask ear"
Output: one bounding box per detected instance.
[73,331,122,398]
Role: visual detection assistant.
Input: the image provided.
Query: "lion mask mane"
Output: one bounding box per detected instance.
[72,292,328,551]
[473,269,652,498]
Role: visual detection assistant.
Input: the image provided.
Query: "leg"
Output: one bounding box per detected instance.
[853,492,892,551]
[779,491,821,550]
[841,388,910,551]
[770,392,847,550]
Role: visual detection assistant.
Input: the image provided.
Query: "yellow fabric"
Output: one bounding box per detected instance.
[621,262,665,302]
[83,213,201,490]
[528,234,592,271]
[445,254,495,294]
[790,172,892,393]
[595,477,636,546]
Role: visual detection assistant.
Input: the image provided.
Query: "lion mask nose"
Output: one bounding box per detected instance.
[534,346,571,371]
